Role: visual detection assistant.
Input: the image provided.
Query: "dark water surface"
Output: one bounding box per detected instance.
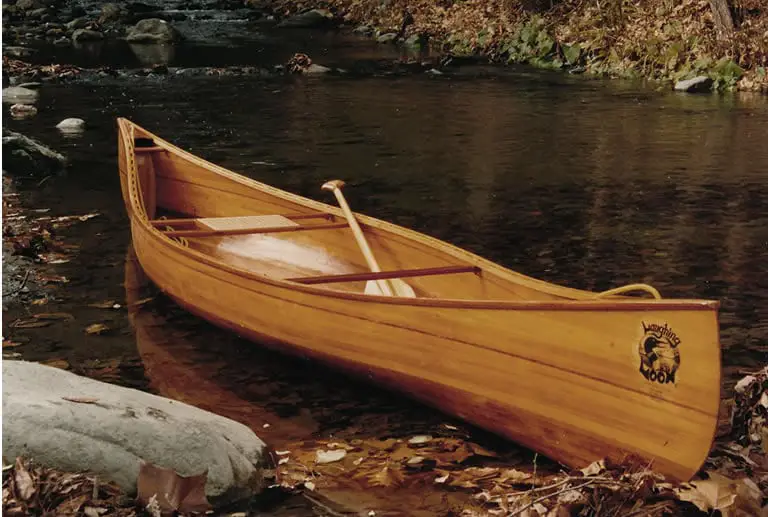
[4,26,767,514]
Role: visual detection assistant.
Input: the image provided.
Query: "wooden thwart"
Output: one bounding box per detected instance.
[149,213,333,228]
[288,265,481,285]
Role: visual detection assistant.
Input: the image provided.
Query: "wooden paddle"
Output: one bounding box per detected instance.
[321,180,416,298]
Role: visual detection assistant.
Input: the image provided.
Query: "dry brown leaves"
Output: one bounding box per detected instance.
[272,369,767,516]
[271,0,767,88]
[2,458,132,517]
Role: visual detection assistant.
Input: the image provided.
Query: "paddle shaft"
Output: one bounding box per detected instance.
[325,186,394,296]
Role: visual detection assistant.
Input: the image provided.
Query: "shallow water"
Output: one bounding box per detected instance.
[3,20,767,514]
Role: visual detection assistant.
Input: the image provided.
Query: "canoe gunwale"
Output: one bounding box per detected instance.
[118,118,720,312]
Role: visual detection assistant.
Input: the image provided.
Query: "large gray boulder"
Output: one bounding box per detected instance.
[2,361,268,506]
[2,130,67,176]
[126,18,182,43]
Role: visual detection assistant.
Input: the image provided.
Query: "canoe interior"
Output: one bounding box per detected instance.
[119,125,613,302]
[117,119,721,482]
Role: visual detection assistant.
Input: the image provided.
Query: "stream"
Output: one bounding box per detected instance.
[3,9,768,516]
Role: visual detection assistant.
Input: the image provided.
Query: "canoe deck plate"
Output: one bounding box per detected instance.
[197,215,300,231]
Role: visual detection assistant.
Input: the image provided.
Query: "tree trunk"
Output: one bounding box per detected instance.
[709,0,735,37]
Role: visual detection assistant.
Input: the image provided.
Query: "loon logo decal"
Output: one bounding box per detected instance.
[638,322,680,385]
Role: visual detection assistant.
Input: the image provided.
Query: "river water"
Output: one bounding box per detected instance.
[3,19,767,516]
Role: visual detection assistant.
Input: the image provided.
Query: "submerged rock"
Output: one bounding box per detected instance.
[674,76,714,93]
[277,8,333,29]
[2,360,269,506]
[126,18,182,43]
[2,130,67,176]
[56,117,86,133]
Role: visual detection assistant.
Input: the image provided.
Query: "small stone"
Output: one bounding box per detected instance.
[27,7,48,18]
[404,33,426,49]
[304,63,331,75]
[65,17,88,30]
[3,46,36,58]
[376,32,398,44]
[56,117,86,132]
[99,3,122,24]
[72,29,104,42]
[674,76,714,93]
[2,86,38,104]
[353,25,373,35]
[126,18,182,43]
[15,0,40,11]
[277,9,333,29]
[9,104,37,119]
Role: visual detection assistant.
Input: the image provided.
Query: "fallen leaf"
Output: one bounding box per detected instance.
[369,465,404,488]
[33,312,74,321]
[42,359,70,370]
[54,493,89,514]
[497,468,533,485]
[83,507,107,517]
[88,301,121,309]
[62,397,99,404]
[11,319,52,329]
[675,472,739,513]
[408,435,432,446]
[14,457,36,502]
[85,323,109,335]
[580,459,606,476]
[435,473,450,484]
[136,461,211,514]
[315,449,346,464]
[734,375,755,393]
[304,481,316,491]
[129,297,155,308]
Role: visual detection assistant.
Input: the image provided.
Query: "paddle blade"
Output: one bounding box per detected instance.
[364,279,416,298]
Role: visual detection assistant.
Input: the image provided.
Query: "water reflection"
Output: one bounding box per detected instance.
[129,43,176,66]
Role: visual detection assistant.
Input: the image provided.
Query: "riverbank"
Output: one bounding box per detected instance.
[267,0,768,92]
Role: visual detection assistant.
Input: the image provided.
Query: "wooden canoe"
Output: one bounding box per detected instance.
[117,118,721,481]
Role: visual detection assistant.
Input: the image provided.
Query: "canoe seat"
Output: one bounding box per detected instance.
[196,215,300,231]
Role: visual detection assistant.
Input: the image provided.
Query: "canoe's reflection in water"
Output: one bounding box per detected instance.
[124,244,539,514]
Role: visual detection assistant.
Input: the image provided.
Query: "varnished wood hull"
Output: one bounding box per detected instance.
[117,118,721,481]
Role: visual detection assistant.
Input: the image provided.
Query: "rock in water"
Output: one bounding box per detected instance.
[2,130,66,176]
[2,360,268,506]
[56,117,86,133]
[126,18,182,43]
[9,103,37,119]
[277,9,333,29]
[72,29,104,42]
[2,86,39,104]
[674,76,714,93]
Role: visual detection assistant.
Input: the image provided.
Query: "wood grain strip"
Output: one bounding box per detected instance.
[289,265,480,285]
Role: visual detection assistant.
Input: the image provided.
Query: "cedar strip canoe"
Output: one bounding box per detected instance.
[117,118,720,481]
